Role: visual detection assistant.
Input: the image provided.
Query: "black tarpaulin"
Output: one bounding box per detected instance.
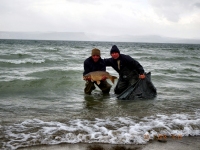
[117,72,157,100]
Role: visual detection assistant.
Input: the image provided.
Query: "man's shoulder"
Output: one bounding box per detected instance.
[120,54,130,57]
[84,57,92,62]
[104,57,112,61]
[120,54,130,59]
[99,57,104,61]
[99,58,106,65]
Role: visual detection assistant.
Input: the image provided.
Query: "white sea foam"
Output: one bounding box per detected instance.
[2,113,200,149]
[0,58,45,64]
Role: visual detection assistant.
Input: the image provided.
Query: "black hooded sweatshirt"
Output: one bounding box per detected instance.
[104,54,144,76]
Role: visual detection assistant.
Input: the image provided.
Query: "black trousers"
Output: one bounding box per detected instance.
[84,80,112,94]
[114,70,139,94]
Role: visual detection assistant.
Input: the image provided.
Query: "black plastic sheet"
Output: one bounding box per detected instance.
[117,72,157,100]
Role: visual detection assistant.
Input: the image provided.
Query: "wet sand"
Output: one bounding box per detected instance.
[19,136,200,150]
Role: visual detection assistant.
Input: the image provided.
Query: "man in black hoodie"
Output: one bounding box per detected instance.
[104,45,145,94]
[83,48,111,94]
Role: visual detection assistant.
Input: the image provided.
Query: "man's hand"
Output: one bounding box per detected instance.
[139,74,145,79]
[83,76,91,80]
[101,76,107,81]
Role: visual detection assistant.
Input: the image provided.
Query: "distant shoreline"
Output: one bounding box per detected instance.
[1,38,200,45]
[1,31,200,44]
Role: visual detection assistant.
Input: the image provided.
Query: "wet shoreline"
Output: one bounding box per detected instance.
[19,136,200,150]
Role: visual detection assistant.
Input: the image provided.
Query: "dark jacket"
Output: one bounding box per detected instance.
[83,57,106,75]
[104,54,144,75]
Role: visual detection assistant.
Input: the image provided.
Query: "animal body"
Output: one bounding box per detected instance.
[84,71,117,85]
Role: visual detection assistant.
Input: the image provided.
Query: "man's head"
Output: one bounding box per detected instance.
[91,48,100,62]
[110,45,120,59]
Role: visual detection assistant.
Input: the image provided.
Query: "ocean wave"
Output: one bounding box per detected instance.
[0,69,83,95]
[1,114,199,149]
[0,53,33,60]
[0,58,45,65]
[26,69,82,78]
[1,40,200,150]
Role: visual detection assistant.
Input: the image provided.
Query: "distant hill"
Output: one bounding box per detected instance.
[0,31,89,41]
[86,33,200,44]
[0,31,200,44]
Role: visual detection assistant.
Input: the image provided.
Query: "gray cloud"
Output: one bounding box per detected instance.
[194,2,200,8]
[0,0,200,39]
[149,0,200,22]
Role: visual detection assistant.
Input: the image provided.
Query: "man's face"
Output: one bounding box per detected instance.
[111,52,120,59]
[92,55,100,62]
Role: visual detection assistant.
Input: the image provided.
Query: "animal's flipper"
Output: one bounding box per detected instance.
[110,76,118,84]
[96,81,101,85]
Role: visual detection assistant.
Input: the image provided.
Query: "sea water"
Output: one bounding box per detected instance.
[0,39,199,149]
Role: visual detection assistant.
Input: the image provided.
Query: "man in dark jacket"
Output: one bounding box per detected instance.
[104,45,145,94]
[83,48,111,94]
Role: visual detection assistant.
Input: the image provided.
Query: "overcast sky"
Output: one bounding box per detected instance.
[1,0,200,39]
